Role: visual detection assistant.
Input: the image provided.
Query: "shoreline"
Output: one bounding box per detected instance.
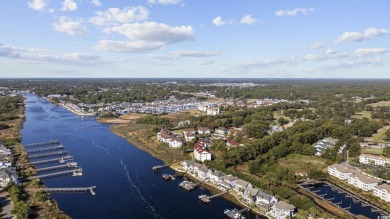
[42,97,95,116]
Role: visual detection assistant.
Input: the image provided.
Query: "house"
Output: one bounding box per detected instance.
[0,171,18,187]
[218,175,238,190]
[271,201,296,219]
[243,187,259,204]
[0,162,11,169]
[228,128,243,137]
[209,170,226,183]
[198,127,211,135]
[194,141,212,162]
[181,160,196,172]
[196,166,211,180]
[312,137,339,156]
[226,139,240,148]
[327,164,355,180]
[256,190,278,212]
[373,183,390,202]
[168,137,183,148]
[215,127,228,136]
[0,145,11,156]
[184,132,196,142]
[184,128,196,135]
[206,107,220,116]
[348,173,382,191]
[232,179,251,193]
[359,154,390,167]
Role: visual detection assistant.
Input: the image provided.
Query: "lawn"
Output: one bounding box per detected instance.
[368,101,390,107]
[366,126,389,142]
[351,110,372,120]
[361,147,383,155]
[278,154,331,174]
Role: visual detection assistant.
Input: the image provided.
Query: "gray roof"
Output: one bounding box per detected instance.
[182,160,196,166]
[244,187,259,196]
[328,164,355,173]
[274,201,295,211]
[198,166,210,173]
[350,173,382,184]
[211,170,226,178]
[234,179,250,188]
[256,190,276,202]
[374,183,390,193]
[220,175,238,182]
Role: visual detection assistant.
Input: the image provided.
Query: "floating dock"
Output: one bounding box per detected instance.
[29,156,73,165]
[26,145,64,154]
[28,151,68,159]
[199,190,228,203]
[179,181,202,191]
[35,162,77,173]
[23,140,60,147]
[29,168,82,179]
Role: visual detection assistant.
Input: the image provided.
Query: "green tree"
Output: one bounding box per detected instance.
[383,146,390,158]
[348,142,361,158]
[385,129,390,141]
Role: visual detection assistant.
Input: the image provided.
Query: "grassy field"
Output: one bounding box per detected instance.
[366,126,389,142]
[368,101,390,107]
[278,154,331,174]
[351,110,372,120]
[361,147,383,155]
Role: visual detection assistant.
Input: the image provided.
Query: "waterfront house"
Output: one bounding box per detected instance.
[373,183,390,202]
[218,175,238,190]
[359,153,390,167]
[327,164,355,180]
[271,201,296,219]
[232,179,252,193]
[196,166,211,180]
[348,173,382,191]
[256,190,278,212]
[181,160,196,172]
[194,141,212,162]
[0,171,18,187]
[0,162,11,169]
[0,144,11,156]
[243,187,259,204]
[198,127,211,135]
[208,170,226,183]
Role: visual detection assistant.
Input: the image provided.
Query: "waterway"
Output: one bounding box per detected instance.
[303,183,383,218]
[20,94,261,219]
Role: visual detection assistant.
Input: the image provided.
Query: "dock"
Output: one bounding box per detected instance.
[23,140,60,148]
[179,181,202,191]
[152,164,170,171]
[29,156,73,165]
[26,145,64,154]
[36,163,77,173]
[29,168,82,179]
[162,173,184,181]
[28,151,68,159]
[26,186,96,195]
[199,190,228,203]
[225,207,251,219]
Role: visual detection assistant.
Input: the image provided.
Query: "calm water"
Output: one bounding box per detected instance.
[21,95,260,219]
[304,183,383,218]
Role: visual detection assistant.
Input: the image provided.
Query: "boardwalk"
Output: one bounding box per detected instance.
[29,156,73,165]
[29,168,82,179]
[26,145,64,154]
[36,163,77,173]
[26,186,96,195]
[28,151,68,159]
[199,191,228,203]
[23,140,60,147]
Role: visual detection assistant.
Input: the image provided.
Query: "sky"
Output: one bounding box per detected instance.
[0,0,389,78]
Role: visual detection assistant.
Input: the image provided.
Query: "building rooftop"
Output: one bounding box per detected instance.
[274,201,295,211]
[350,173,382,184]
[328,163,355,173]
[374,183,390,193]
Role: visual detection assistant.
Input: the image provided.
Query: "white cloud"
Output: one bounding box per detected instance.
[335,27,390,44]
[308,41,323,49]
[94,40,164,53]
[89,6,149,26]
[61,0,78,12]
[275,8,314,16]
[107,22,195,44]
[240,15,257,25]
[304,54,322,61]
[27,0,47,11]
[0,44,118,65]
[53,17,89,36]
[198,59,215,65]
[353,48,390,57]
[147,0,182,5]
[325,48,336,55]
[149,50,219,60]
[212,16,233,26]
[91,0,102,7]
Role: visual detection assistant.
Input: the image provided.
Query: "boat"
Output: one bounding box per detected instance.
[73,169,83,176]
[224,209,232,215]
[66,161,78,168]
[162,174,171,181]
[198,195,207,199]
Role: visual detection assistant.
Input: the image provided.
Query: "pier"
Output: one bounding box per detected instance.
[225,207,251,219]
[36,163,77,173]
[26,186,96,195]
[179,181,202,191]
[199,190,228,203]
[28,151,68,159]
[23,140,60,147]
[29,168,82,179]
[162,173,184,181]
[26,145,64,153]
[29,156,73,165]
[152,164,170,171]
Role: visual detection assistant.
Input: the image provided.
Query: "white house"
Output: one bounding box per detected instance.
[373,183,390,202]
[194,141,212,162]
[0,145,11,156]
[215,127,228,136]
[168,138,183,148]
[198,127,211,135]
[0,171,18,187]
[206,107,220,116]
[359,154,390,167]
[196,166,211,180]
[271,201,296,219]
[243,187,259,204]
[181,160,196,172]
[232,179,252,193]
[184,132,196,142]
[209,170,226,183]
[327,164,355,180]
[348,173,382,191]
[256,190,278,205]
[218,175,238,190]
[0,162,11,169]
[312,137,339,156]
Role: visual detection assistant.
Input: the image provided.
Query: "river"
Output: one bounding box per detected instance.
[20,94,260,219]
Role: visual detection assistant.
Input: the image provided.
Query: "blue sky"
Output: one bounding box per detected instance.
[0,0,389,78]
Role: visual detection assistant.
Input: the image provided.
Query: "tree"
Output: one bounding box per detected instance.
[383,146,390,158]
[385,129,390,141]
[348,142,361,158]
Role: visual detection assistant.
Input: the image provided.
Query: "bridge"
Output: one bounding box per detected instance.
[26,146,64,154]
[26,186,96,195]
[28,151,68,159]
[24,140,60,147]
[29,168,82,179]
[29,156,73,165]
